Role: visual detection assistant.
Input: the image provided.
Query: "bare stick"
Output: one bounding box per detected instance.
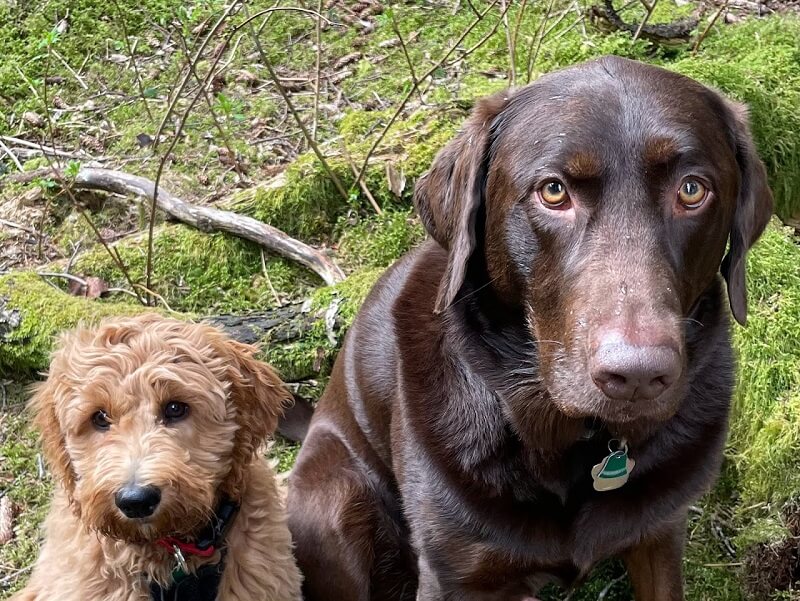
[633,0,658,42]
[173,27,247,182]
[312,0,323,143]
[0,138,23,171]
[355,0,500,188]
[501,0,515,85]
[110,0,155,123]
[693,0,728,52]
[153,0,243,148]
[69,167,345,285]
[50,48,89,90]
[526,0,557,83]
[510,0,530,85]
[242,4,350,205]
[340,140,381,215]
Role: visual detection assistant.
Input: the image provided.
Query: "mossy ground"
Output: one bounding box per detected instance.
[2,0,800,598]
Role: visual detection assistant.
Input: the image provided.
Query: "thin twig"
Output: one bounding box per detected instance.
[693,0,728,52]
[153,0,244,149]
[340,140,381,214]
[391,12,422,103]
[50,48,89,90]
[510,0,530,85]
[355,0,500,189]
[0,138,23,171]
[311,0,323,143]
[633,0,658,42]
[242,4,350,204]
[0,218,37,235]
[173,26,247,182]
[526,0,557,83]
[260,248,282,306]
[110,0,155,123]
[501,0,515,85]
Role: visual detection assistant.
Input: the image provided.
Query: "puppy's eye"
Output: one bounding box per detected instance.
[539,180,570,208]
[677,179,708,209]
[91,410,111,431]
[163,401,189,423]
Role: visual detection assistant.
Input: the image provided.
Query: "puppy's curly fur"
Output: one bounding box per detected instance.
[12,314,302,601]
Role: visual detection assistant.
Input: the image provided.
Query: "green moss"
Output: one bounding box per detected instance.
[261,268,384,382]
[669,17,800,220]
[0,272,149,375]
[0,399,53,597]
[727,221,800,506]
[73,225,317,315]
[338,208,425,271]
[267,438,301,474]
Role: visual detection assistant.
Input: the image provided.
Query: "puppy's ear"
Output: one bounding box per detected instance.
[29,373,79,509]
[219,339,291,498]
[720,101,774,325]
[414,91,510,312]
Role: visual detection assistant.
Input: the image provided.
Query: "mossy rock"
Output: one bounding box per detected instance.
[0,271,150,375]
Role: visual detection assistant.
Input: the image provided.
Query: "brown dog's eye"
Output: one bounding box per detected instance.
[539,180,570,208]
[163,401,189,423]
[678,179,707,209]
[91,410,111,431]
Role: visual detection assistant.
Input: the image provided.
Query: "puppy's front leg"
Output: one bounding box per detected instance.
[622,517,685,601]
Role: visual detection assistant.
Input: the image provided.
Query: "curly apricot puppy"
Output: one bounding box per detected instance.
[13,314,302,601]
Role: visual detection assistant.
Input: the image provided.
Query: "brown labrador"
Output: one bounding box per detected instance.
[287,56,773,600]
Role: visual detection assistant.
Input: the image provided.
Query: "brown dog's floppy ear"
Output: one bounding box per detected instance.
[414,91,510,313]
[29,374,79,510]
[720,101,774,326]
[219,339,291,498]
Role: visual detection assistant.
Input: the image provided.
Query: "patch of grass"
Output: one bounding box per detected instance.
[0,387,53,598]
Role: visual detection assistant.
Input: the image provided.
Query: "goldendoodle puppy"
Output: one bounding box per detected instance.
[12,314,302,601]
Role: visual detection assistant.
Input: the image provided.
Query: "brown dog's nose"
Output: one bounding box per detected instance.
[115,484,161,519]
[590,333,681,401]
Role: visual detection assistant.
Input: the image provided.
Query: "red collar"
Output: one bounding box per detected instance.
[155,496,239,559]
[156,537,216,558]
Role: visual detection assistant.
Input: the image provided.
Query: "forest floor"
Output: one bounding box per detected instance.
[1,0,800,599]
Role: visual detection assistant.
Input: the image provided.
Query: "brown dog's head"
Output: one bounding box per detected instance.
[415,56,772,425]
[31,314,288,542]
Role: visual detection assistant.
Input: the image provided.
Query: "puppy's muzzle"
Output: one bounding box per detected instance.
[114,484,162,519]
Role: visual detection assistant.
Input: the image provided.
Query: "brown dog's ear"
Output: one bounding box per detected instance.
[720,101,774,326]
[29,375,78,509]
[218,339,291,498]
[414,91,510,313]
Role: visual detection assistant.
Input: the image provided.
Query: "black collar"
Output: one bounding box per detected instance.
[149,496,239,601]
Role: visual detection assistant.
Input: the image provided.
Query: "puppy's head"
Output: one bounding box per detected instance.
[31,314,288,542]
[415,56,772,427]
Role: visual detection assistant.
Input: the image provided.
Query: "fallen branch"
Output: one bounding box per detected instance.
[66,167,345,286]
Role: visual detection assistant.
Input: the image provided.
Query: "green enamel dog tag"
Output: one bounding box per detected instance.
[591,440,635,492]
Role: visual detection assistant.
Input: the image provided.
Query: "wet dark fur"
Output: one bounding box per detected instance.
[287,57,773,601]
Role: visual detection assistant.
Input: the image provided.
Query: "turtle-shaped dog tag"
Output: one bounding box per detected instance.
[591,440,635,492]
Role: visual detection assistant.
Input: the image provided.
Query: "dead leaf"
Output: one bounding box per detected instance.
[68,276,109,299]
[22,111,44,128]
[386,163,406,197]
[0,495,16,544]
[333,52,362,70]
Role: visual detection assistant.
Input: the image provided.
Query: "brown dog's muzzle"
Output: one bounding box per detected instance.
[589,327,681,402]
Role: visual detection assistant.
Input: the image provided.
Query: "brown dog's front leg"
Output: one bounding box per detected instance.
[622,517,686,601]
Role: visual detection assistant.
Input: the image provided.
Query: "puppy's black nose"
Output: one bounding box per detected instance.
[590,334,681,402]
[114,484,161,519]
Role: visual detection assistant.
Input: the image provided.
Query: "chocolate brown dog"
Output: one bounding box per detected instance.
[287,56,773,600]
